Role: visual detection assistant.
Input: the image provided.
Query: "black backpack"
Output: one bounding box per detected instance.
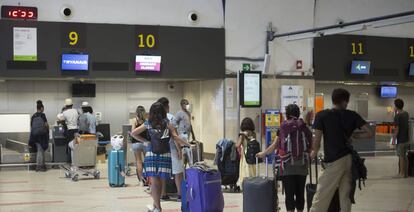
[148,121,170,154]
[31,115,47,136]
[245,139,262,164]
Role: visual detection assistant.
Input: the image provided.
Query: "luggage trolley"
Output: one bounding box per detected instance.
[61,134,100,181]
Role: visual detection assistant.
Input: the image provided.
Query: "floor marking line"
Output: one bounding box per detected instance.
[0,180,28,184]
[0,189,44,194]
[117,195,151,200]
[0,200,64,207]
[163,205,239,212]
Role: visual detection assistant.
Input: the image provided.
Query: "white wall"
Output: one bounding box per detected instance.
[0,80,184,133]
[0,0,223,27]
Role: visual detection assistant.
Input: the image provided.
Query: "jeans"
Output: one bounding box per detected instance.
[35,143,45,168]
[282,175,307,211]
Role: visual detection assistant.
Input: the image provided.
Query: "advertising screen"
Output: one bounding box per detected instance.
[240,71,262,107]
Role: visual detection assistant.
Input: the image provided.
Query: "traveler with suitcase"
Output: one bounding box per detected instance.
[131,102,189,212]
[236,117,259,187]
[257,104,312,212]
[309,88,373,212]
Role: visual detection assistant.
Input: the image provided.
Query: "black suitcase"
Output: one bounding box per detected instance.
[243,158,277,212]
[189,140,204,163]
[408,151,414,177]
[306,158,340,212]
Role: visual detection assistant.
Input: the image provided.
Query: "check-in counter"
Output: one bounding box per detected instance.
[351,121,376,155]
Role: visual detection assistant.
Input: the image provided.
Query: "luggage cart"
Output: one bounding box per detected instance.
[61,135,100,181]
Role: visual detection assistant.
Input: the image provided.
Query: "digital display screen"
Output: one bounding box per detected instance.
[72,83,96,97]
[380,86,397,98]
[61,54,89,71]
[135,55,161,72]
[240,71,262,107]
[1,6,38,20]
[351,60,371,75]
[409,63,414,76]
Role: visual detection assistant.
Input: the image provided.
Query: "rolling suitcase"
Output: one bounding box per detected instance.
[190,140,204,164]
[408,151,414,177]
[306,158,340,212]
[186,163,224,212]
[243,158,277,212]
[108,149,125,187]
[181,147,190,212]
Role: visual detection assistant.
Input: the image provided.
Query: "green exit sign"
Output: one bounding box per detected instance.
[242,63,251,71]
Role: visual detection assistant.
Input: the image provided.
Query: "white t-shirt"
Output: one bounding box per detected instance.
[62,108,79,130]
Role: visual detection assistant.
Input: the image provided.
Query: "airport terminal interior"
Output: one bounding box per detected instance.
[1,0,414,212]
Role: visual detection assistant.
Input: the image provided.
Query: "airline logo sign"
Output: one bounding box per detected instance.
[135,55,161,72]
[61,54,89,71]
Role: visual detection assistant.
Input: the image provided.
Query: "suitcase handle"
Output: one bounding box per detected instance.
[256,156,269,177]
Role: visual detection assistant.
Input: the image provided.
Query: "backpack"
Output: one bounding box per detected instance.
[147,121,170,154]
[244,139,262,164]
[31,115,47,136]
[277,119,309,167]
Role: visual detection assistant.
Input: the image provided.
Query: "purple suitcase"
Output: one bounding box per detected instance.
[186,164,224,212]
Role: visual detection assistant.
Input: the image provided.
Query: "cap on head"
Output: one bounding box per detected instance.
[81,101,89,107]
[65,98,73,106]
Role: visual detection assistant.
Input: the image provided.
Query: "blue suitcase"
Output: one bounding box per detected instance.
[108,149,125,187]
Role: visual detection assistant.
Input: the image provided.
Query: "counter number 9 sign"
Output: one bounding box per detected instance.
[61,23,87,48]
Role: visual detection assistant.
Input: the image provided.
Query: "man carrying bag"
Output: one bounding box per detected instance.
[309,88,373,212]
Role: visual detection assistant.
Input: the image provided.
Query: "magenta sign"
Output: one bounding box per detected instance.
[135,55,161,72]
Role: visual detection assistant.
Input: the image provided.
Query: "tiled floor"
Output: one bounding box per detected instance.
[0,156,413,212]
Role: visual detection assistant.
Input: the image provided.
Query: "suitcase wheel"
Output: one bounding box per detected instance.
[94,171,100,179]
[71,174,79,182]
[64,172,71,178]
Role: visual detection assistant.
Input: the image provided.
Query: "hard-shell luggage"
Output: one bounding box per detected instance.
[108,149,125,187]
[408,151,414,177]
[186,163,224,212]
[243,158,277,212]
[306,158,340,212]
[181,148,189,212]
[189,140,204,164]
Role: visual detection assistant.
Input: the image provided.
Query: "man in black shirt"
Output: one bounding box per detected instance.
[310,88,373,212]
[393,99,410,178]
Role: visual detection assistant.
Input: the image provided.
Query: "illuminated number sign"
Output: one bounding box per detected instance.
[409,45,414,58]
[1,6,38,20]
[351,42,364,55]
[60,23,87,48]
[136,26,159,50]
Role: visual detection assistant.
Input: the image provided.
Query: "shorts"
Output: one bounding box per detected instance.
[397,142,410,157]
[132,142,145,152]
[170,141,184,174]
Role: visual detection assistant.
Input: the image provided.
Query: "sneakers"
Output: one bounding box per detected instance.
[146,205,161,212]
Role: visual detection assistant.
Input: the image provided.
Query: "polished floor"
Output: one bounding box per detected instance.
[0,156,413,212]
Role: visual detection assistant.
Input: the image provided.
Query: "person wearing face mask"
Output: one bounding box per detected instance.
[176,99,195,142]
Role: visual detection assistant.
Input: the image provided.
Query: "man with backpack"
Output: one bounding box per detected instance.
[309,88,373,212]
[29,100,49,172]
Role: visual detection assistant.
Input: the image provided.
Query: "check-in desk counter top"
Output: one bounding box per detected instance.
[351,121,376,154]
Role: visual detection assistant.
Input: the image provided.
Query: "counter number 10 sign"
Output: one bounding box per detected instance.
[136,26,159,50]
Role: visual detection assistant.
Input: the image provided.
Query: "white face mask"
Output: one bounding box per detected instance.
[185,104,190,110]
